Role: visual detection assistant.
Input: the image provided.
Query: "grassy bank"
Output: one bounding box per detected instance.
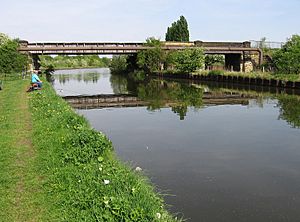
[0,79,179,221]
[29,81,179,221]
[157,70,300,82]
[0,80,43,221]
[203,71,300,82]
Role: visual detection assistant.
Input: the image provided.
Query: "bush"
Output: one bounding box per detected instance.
[173,48,205,73]
[109,55,128,74]
[208,70,224,76]
[137,37,164,73]
[0,34,28,74]
[273,35,300,74]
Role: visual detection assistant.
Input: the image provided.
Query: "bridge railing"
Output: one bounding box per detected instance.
[249,40,284,49]
[26,42,144,48]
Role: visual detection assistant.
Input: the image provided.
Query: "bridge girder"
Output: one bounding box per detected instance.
[19,41,263,68]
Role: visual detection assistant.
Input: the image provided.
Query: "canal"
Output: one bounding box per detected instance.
[52,68,300,222]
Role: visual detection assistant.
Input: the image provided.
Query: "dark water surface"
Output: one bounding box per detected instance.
[53,68,300,222]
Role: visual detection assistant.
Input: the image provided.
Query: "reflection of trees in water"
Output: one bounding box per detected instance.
[57,74,70,84]
[57,73,101,84]
[109,74,129,94]
[277,95,300,128]
[111,74,300,124]
[82,73,100,83]
[46,74,55,85]
[137,80,203,120]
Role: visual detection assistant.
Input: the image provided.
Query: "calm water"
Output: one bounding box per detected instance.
[52,68,300,222]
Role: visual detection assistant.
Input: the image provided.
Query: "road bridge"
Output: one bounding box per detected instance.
[19,40,262,72]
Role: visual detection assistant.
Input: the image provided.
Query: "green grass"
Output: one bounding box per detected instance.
[0,79,43,221]
[0,78,180,221]
[29,82,180,221]
[158,69,300,82]
[198,70,300,82]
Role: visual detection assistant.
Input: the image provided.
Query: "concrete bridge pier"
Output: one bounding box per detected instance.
[225,54,241,72]
[32,54,41,71]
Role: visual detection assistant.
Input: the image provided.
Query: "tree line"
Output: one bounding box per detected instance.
[40,55,111,70]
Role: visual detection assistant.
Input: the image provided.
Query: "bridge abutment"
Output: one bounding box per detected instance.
[225,54,241,72]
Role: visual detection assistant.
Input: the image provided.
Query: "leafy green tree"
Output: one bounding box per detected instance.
[173,48,205,73]
[0,35,28,74]
[273,35,300,74]
[165,16,190,42]
[0,33,10,45]
[205,55,225,67]
[109,55,128,74]
[137,37,164,73]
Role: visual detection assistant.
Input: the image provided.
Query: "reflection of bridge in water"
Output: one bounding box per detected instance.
[63,92,253,110]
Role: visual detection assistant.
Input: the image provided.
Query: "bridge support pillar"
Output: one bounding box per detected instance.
[225,54,241,72]
[32,54,41,71]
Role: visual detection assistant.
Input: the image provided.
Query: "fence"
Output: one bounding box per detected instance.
[249,40,284,49]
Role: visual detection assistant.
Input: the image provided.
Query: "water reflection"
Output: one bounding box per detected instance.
[56,72,101,84]
[277,95,300,128]
[53,69,300,127]
[52,69,300,222]
[136,80,203,120]
[52,68,124,96]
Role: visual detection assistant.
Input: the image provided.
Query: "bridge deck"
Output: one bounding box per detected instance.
[19,41,262,56]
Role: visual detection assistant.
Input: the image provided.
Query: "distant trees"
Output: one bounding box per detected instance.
[0,33,28,74]
[165,16,190,42]
[40,55,110,70]
[273,35,300,74]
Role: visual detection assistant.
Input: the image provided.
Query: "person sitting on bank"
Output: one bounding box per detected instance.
[31,70,42,88]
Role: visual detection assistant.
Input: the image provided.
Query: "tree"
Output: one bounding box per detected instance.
[109,55,128,74]
[0,35,28,74]
[137,37,164,73]
[173,48,205,73]
[0,33,10,45]
[165,16,190,42]
[259,37,267,49]
[205,55,225,68]
[273,35,300,74]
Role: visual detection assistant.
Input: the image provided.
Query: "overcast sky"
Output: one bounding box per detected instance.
[1,0,299,43]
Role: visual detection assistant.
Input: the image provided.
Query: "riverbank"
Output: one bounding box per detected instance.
[0,80,43,221]
[153,71,300,89]
[0,79,179,221]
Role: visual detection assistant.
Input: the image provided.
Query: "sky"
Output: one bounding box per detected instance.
[0,0,299,43]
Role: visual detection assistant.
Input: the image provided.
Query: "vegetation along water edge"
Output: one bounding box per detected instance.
[28,80,181,221]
